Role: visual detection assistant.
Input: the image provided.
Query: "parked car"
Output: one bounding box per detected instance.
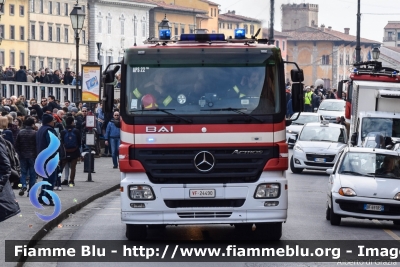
[326,147,400,226]
[290,121,347,173]
[286,112,324,147]
[317,99,345,123]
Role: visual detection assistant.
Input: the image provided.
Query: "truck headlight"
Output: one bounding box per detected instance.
[254,184,280,199]
[294,145,304,152]
[129,185,155,200]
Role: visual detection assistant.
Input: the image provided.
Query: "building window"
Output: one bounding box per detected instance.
[30,0,35,13]
[39,0,43,13]
[142,21,146,37]
[339,54,343,65]
[20,52,25,66]
[236,23,239,29]
[321,55,330,65]
[64,28,68,42]
[40,25,43,40]
[20,26,24,40]
[64,3,68,16]
[10,4,15,15]
[174,26,178,36]
[10,25,15,39]
[82,5,85,13]
[56,27,60,42]
[0,3,3,13]
[31,59,35,71]
[56,2,60,15]
[0,51,4,65]
[20,5,24,16]
[48,26,52,41]
[81,30,85,44]
[98,18,102,33]
[181,26,184,34]
[218,23,221,29]
[276,40,279,48]
[0,25,4,38]
[48,60,52,70]
[244,24,248,33]
[56,61,61,70]
[49,1,52,14]
[121,20,124,35]
[107,19,111,34]
[107,56,113,65]
[283,41,285,51]
[250,25,254,35]
[10,51,15,66]
[31,24,35,40]
[39,59,44,69]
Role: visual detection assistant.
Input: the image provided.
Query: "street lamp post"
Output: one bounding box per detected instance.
[0,0,5,21]
[70,4,85,104]
[96,42,102,64]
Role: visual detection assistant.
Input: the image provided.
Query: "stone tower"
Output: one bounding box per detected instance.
[281,3,319,31]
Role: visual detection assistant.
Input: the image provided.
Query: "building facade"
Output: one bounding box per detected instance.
[383,21,400,47]
[0,0,29,68]
[87,0,156,68]
[218,10,261,38]
[29,0,89,72]
[281,3,319,32]
[285,26,379,87]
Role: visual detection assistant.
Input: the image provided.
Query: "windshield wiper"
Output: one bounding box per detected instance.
[340,171,373,177]
[201,107,264,123]
[129,109,193,123]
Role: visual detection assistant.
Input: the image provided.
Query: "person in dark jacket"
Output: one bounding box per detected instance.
[47,95,61,112]
[36,113,59,205]
[0,116,14,147]
[60,117,81,186]
[0,134,20,222]
[51,70,62,84]
[15,117,37,196]
[29,100,44,121]
[104,111,121,168]
[15,66,27,82]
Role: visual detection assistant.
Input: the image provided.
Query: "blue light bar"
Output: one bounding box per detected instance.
[159,29,171,40]
[180,33,225,42]
[234,28,246,39]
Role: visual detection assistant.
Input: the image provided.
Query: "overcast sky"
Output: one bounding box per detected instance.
[214,0,398,43]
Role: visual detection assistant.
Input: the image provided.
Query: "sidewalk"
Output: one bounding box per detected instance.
[0,156,120,267]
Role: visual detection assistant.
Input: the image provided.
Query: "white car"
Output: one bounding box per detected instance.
[317,99,345,123]
[326,147,400,226]
[286,112,324,147]
[290,121,347,173]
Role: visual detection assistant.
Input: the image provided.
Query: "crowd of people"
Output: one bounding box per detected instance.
[285,83,347,118]
[0,93,121,215]
[0,65,80,85]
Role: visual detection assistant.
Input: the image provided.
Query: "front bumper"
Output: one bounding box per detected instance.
[120,171,288,225]
[331,193,400,220]
[292,150,336,170]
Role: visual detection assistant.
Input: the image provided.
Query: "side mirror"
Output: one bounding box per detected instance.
[288,137,297,143]
[350,132,358,146]
[291,83,304,113]
[326,169,334,175]
[291,69,304,83]
[102,84,114,113]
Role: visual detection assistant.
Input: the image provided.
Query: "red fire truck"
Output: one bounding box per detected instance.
[338,58,400,146]
[102,30,304,241]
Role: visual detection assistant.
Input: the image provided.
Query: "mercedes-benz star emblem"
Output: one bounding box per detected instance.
[194,151,215,172]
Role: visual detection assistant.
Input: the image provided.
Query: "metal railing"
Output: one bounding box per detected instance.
[383,37,397,42]
[0,81,121,103]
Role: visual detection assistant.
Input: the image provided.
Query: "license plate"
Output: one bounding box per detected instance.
[315,158,326,163]
[189,189,215,198]
[364,204,384,212]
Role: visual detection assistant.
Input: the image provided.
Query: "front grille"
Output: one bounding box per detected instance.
[304,162,334,167]
[336,199,400,216]
[131,147,278,184]
[164,199,245,208]
[306,154,336,162]
[177,212,232,218]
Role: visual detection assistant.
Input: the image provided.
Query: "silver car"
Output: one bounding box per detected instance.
[317,99,345,123]
[290,121,348,173]
[286,112,324,147]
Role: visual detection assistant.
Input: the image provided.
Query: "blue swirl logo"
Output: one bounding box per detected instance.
[29,131,62,221]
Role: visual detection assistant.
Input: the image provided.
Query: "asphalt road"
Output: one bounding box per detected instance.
[24,151,400,267]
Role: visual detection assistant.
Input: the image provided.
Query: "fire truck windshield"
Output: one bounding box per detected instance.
[361,118,400,140]
[126,64,279,115]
